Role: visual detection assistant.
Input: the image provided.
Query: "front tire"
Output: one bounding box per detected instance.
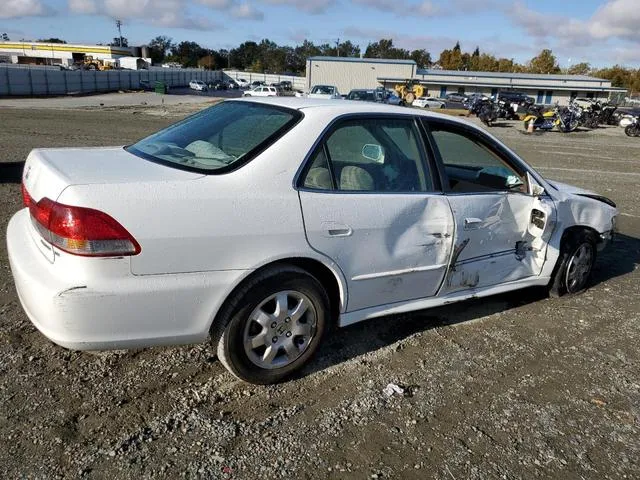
[214,266,329,384]
[625,125,639,137]
[549,231,597,297]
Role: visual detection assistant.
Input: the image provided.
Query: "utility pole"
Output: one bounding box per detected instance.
[335,38,340,57]
[116,19,123,47]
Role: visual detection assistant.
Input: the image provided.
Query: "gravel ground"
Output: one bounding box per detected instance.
[0,103,639,479]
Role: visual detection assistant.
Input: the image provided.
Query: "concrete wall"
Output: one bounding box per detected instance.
[306,59,415,94]
[221,70,306,90]
[0,65,223,96]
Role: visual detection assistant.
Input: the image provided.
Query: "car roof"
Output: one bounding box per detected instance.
[229,97,461,122]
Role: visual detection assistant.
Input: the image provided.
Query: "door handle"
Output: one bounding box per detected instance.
[429,232,451,238]
[464,217,483,229]
[328,228,352,237]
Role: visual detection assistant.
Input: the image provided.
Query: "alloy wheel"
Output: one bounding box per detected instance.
[565,243,594,293]
[243,290,317,369]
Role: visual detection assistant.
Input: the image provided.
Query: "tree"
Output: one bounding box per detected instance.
[527,49,560,74]
[109,37,128,47]
[37,38,66,44]
[172,41,206,68]
[1,33,9,41]
[567,62,591,76]
[148,36,175,65]
[410,49,431,69]
[364,39,409,60]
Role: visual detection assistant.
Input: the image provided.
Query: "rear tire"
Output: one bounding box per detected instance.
[213,266,329,384]
[548,230,597,297]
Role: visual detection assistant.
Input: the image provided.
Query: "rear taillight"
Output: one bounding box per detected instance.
[22,184,140,257]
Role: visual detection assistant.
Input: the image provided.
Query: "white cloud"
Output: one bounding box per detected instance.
[197,0,234,7]
[67,0,221,30]
[260,0,336,14]
[351,0,441,17]
[230,4,264,20]
[509,0,640,44]
[68,0,98,14]
[1,0,49,19]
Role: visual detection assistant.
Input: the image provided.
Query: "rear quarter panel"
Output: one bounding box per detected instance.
[55,115,327,276]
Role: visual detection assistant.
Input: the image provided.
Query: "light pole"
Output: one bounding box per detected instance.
[116,20,123,47]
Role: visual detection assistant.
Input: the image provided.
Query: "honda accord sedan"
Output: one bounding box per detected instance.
[7,98,617,384]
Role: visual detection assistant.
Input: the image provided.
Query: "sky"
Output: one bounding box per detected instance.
[2,0,640,67]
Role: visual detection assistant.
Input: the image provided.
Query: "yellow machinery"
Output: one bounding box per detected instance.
[394,81,425,104]
[83,56,113,71]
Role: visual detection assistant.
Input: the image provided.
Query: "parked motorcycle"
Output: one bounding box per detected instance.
[468,96,498,126]
[496,99,520,120]
[624,115,640,137]
[577,100,617,129]
[522,103,580,133]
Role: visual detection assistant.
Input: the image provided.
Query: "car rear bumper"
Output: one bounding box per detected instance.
[7,209,248,351]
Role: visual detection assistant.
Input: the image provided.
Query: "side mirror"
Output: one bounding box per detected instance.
[362,144,385,163]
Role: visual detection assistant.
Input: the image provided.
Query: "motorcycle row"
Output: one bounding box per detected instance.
[466,95,640,137]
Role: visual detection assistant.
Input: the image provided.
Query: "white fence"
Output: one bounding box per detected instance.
[0,65,307,96]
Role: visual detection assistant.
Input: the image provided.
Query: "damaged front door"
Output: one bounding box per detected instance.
[426,121,555,294]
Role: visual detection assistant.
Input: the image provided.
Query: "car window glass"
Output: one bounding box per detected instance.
[320,118,432,192]
[429,123,526,193]
[128,102,297,171]
[302,148,333,190]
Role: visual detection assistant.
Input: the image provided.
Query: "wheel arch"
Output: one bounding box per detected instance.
[208,256,346,338]
[560,225,601,246]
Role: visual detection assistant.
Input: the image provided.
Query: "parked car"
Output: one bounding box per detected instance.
[8,98,617,384]
[243,86,279,97]
[412,97,446,108]
[445,92,467,102]
[347,88,405,106]
[189,80,208,92]
[497,91,535,106]
[307,85,341,100]
[251,80,266,88]
[227,80,239,89]
[279,81,293,91]
[209,80,227,90]
[236,78,250,88]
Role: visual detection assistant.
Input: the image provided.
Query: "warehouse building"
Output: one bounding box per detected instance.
[306,56,626,105]
[0,41,148,68]
[306,56,416,94]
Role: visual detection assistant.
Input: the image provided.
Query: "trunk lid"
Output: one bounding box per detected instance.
[23,147,203,202]
[21,147,203,263]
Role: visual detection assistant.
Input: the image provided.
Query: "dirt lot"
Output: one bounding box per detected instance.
[0,103,639,480]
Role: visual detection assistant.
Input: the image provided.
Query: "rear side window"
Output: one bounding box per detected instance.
[126,102,300,173]
[301,117,433,193]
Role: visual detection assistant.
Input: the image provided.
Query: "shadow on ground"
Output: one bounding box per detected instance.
[0,162,24,184]
[301,232,640,379]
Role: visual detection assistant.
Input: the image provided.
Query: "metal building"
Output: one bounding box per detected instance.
[0,41,145,68]
[306,56,626,104]
[306,56,416,95]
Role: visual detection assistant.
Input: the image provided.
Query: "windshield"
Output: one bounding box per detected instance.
[311,85,335,95]
[126,101,300,173]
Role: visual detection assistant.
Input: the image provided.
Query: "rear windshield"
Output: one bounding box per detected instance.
[126,101,300,173]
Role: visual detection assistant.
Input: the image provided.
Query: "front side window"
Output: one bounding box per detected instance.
[301,117,433,193]
[428,122,526,193]
[127,101,300,173]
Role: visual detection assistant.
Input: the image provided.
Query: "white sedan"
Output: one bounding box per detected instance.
[8,98,617,384]
[189,80,207,91]
[412,96,446,108]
